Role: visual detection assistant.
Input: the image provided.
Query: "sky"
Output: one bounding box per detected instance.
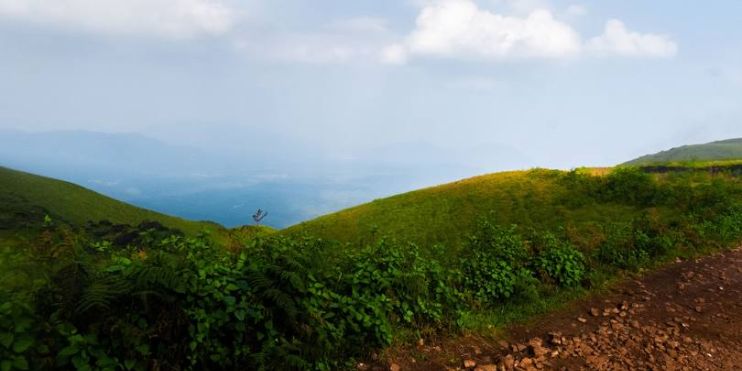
[1,0,741,170]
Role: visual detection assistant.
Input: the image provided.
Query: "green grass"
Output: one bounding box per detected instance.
[0,166,224,237]
[286,169,640,248]
[624,138,742,166]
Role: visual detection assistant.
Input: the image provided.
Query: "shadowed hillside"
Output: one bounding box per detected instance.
[0,166,223,236]
[624,138,742,166]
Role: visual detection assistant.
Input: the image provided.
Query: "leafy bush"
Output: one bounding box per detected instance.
[600,168,659,206]
[596,223,648,270]
[0,298,36,371]
[461,222,536,305]
[463,257,519,304]
[466,222,529,266]
[534,233,585,287]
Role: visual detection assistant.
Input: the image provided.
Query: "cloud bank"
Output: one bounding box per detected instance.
[0,0,678,63]
[383,0,677,64]
[0,0,236,38]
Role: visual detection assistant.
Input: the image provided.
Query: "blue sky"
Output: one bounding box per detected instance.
[1,0,741,169]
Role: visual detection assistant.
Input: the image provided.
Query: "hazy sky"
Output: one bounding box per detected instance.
[1,0,741,169]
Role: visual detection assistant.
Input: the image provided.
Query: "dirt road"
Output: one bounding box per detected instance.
[383,247,742,370]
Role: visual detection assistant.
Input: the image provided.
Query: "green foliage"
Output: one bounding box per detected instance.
[1,163,740,370]
[597,168,659,206]
[0,298,36,371]
[596,223,648,270]
[466,222,529,265]
[461,222,534,305]
[463,257,519,304]
[534,234,585,287]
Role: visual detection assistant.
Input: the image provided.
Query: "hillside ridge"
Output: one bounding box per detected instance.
[624,137,742,166]
[0,165,222,236]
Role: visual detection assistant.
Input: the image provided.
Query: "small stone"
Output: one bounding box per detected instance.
[528,338,547,359]
[547,332,562,345]
[464,359,477,368]
[577,317,588,323]
[519,357,533,368]
[389,363,401,371]
[590,308,600,316]
[502,354,515,369]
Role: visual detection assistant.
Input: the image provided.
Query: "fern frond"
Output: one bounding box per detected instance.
[76,274,131,313]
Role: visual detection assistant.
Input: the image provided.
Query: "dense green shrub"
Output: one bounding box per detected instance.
[349,240,462,328]
[466,222,528,265]
[463,257,519,304]
[461,222,537,305]
[534,234,585,287]
[0,297,37,371]
[596,223,648,270]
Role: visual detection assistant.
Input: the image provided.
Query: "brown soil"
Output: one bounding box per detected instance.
[374,246,742,371]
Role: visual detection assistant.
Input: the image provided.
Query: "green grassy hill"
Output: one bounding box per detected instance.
[624,138,742,166]
[0,166,222,236]
[285,169,632,247]
[286,166,740,248]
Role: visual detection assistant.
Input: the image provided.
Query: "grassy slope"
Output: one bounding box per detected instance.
[0,166,223,237]
[624,138,742,166]
[286,169,640,247]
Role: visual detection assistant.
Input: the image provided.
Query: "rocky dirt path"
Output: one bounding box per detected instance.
[380,246,742,371]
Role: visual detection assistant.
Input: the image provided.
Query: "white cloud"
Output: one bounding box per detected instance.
[383,0,581,63]
[384,1,678,64]
[0,0,236,39]
[586,20,678,58]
